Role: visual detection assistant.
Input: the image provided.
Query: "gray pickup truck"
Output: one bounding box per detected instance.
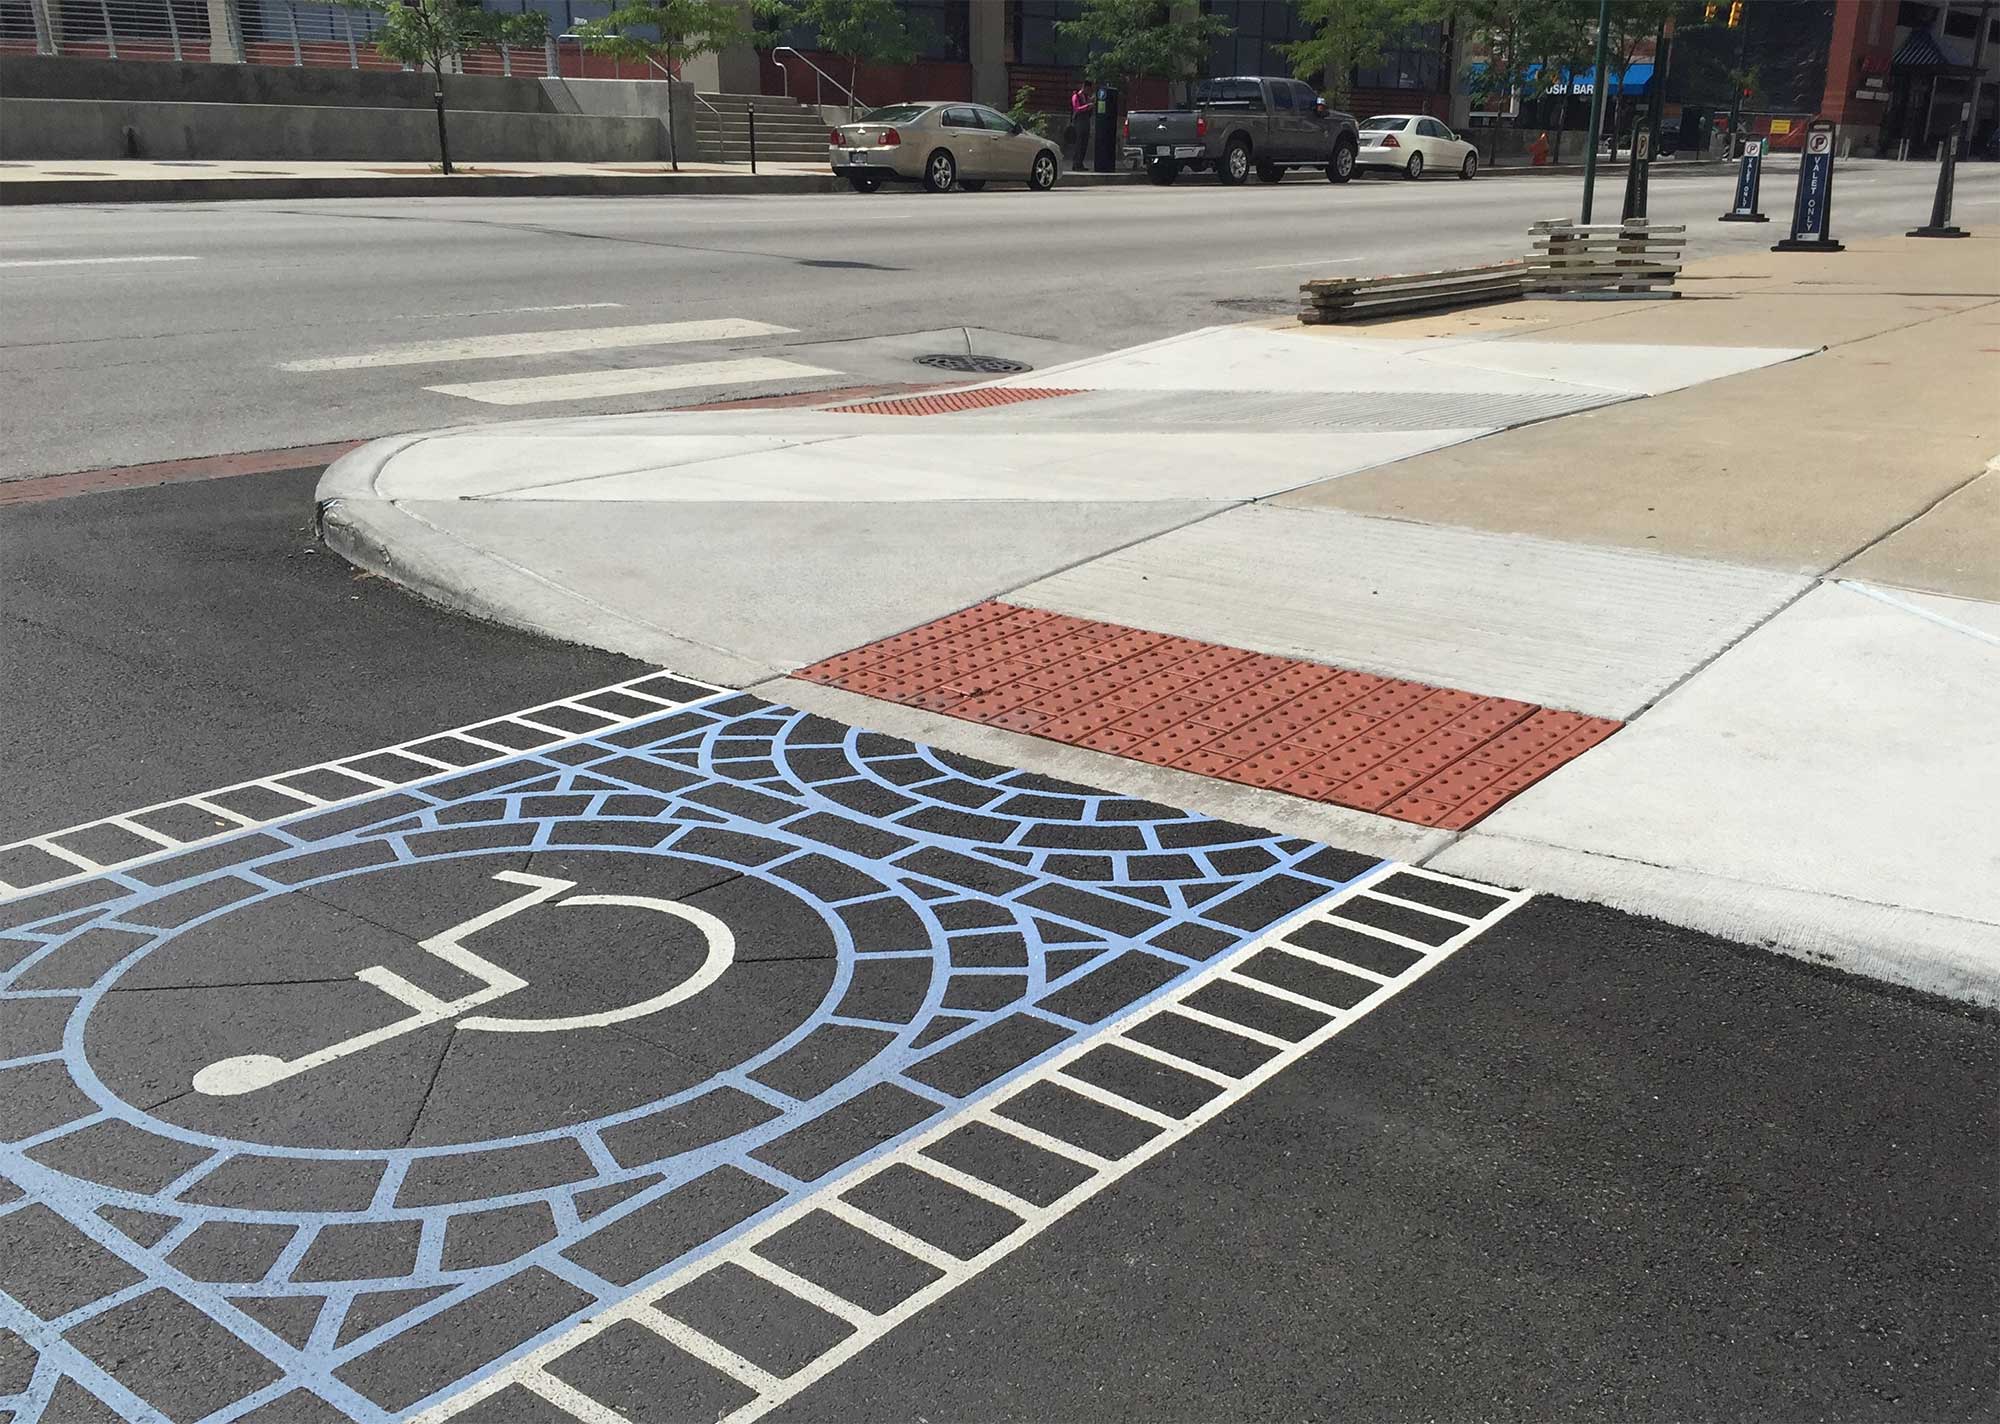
[1121,76,1360,186]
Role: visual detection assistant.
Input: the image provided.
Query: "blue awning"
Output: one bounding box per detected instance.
[1497,61,1654,97]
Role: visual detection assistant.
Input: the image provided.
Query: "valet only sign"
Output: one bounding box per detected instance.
[1774,120,1843,252]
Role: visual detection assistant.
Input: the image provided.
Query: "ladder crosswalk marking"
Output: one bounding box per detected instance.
[411,872,1532,1424]
[279,319,796,371]
[426,357,839,407]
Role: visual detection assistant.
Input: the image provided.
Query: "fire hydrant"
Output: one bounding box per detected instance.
[1528,131,1552,166]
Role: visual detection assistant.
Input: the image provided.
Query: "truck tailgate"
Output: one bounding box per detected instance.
[1125,111,1204,157]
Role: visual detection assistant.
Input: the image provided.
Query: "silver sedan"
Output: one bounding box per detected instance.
[830,102,1063,193]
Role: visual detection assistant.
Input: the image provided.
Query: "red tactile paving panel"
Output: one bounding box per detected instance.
[797,602,1622,831]
[827,388,1083,416]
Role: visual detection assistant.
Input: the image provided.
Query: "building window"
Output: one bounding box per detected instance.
[1352,24,1444,92]
[903,0,969,61]
[764,1,966,63]
[1204,0,1312,78]
[1016,0,1087,66]
[1896,2,1936,28]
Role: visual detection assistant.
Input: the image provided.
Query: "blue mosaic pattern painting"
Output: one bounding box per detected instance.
[0,692,1382,1422]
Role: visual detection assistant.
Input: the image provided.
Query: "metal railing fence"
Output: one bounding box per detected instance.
[2,0,674,79]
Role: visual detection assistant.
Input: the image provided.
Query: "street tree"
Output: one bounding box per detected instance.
[576,0,749,169]
[1281,0,1433,107]
[336,0,546,174]
[1055,0,1230,92]
[754,0,922,116]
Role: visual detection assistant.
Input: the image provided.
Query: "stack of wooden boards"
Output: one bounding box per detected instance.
[1297,261,1526,324]
[1526,219,1685,297]
[1296,220,1686,324]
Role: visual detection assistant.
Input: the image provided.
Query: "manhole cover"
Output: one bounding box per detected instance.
[913,353,1033,374]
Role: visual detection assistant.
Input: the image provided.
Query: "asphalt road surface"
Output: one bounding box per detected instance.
[1,471,1993,1423]
[3,158,1993,481]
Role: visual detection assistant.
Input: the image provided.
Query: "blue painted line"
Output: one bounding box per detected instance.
[1,696,1387,1422]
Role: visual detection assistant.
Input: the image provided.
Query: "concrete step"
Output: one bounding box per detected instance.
[695,112,828,134]
[695,92,827,115]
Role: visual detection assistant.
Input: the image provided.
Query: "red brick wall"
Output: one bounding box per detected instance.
[759,51,975,106]
[1344,87,1448,120]
[1819,0,1896,129]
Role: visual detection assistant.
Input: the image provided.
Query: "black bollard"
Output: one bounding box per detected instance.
[1909,122,1968,238]
[1773,119,1843,253]
[1620,120,1652,223]
[1719,136,1768,221]
[747,104,757,174]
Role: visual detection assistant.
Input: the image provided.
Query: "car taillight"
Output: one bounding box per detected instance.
[1196,114,1207,138]
[1379,133,1399,147]
[882,128,901,146]
[829,129,844,146]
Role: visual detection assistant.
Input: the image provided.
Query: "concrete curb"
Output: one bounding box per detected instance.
[315,444,782,688]
[0,170,837,205]
[1430,831,2000,1009]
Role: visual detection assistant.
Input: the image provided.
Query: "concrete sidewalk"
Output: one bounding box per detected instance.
[318,232,2000,1004]
[0,158,834,204]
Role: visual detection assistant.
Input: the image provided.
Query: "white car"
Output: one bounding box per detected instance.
[1356,114,1479,180]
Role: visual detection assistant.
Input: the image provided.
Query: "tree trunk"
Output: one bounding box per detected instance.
[432,58,453,174]
[665,41,679,170]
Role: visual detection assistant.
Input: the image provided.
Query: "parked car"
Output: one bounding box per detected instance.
[1356,114,1480,179]
[1120,76,1360,186]
[829,102,1063,193]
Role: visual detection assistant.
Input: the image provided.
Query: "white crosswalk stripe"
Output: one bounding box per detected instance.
[277,315,842,408]
[426,357,839,406]
[279,318,795,371]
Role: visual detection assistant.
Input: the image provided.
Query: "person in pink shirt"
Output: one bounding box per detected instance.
[1070,81,1094,169]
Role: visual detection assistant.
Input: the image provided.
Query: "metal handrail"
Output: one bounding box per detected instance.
[770,45,862,113]
[646,55,722,118]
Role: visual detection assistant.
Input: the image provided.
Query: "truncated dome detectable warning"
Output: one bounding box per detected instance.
[0,675,1526,1423]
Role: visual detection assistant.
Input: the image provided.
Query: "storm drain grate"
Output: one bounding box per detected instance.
[914,353,1034,374]
[829,387,1083,416]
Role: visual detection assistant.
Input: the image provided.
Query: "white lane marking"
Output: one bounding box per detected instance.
[0,670,726,906]
[279,318,796,371]
[413,875,1531,1424]
[1244,255,1369,271]
[405,302,627,320]
[902,1153,1041,1219]
[426,357,838,406]
[1273,942,1394,986]
[0,255,200,269]
[818,1197,963,1273]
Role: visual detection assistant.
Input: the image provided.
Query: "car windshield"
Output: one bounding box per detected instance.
[1361,116,1410,131]
[858,105,931,124]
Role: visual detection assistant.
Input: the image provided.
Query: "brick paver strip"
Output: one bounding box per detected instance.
[827,388,1083,416]
[798,602,1621,830]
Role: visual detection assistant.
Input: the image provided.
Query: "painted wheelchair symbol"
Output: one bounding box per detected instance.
[193,870,735,1097]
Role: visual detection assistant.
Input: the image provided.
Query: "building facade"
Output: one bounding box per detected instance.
[677,1,1456,123]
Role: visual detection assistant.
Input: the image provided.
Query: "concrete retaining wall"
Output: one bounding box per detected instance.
[0,53,556,112]
[539,78,696,163]
[0,97,667,162]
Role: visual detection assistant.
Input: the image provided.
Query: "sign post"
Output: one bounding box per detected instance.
[1719,136,1768,221]
[1773,119,1843,252]
[1909,120,1969,238]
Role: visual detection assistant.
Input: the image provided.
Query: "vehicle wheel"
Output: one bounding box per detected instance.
[1255,161,1283,183]
[959,178,987,192]
[1030,151,1059,190]
[1326,140,1356,183]
[846,173,881,193]
[1218,138,1251,185]
[1459,152,1477,180]
[924,148,956,192]
[1145,157,1180,185]
[1404,151,1424,180]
